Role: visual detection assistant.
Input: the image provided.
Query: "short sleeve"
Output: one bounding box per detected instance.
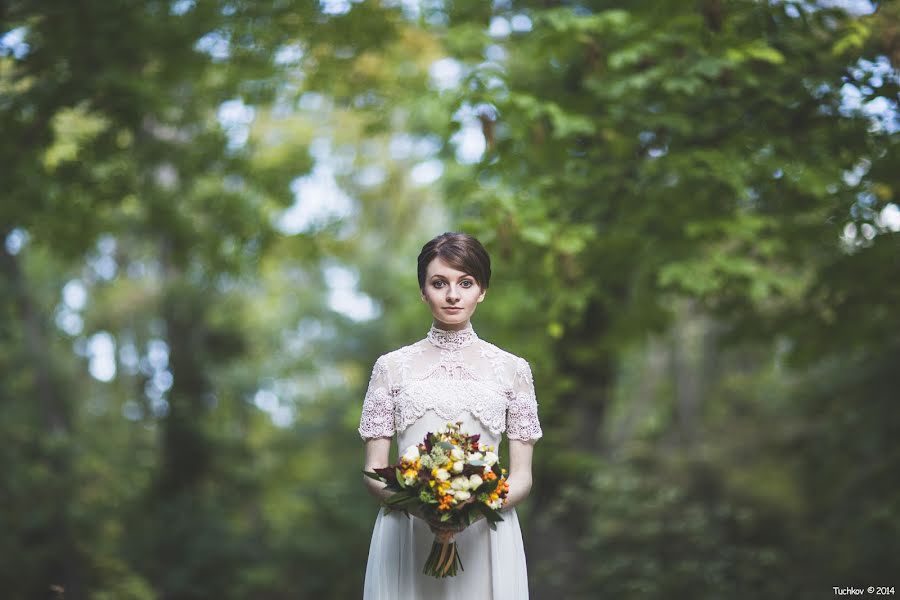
[507,357,543,441]
[358,355,395,440]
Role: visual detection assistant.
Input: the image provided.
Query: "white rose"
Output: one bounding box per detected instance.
[452,461,464,473]
[468,474,483,489]
[484,451,498,467]
[490,498,504,510]
[468,452,483,463]
[402,444,420,462]
[450,447,465,461]
[454,490,471,501]
[435,468,450,481]
[451,476,470,491]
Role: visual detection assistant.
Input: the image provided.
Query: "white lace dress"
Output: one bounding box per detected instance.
[358,322,543,600]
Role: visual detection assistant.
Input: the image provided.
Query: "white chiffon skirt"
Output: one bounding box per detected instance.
[362,505,530,600]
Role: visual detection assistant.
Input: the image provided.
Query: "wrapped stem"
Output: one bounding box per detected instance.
[422,537,464,578]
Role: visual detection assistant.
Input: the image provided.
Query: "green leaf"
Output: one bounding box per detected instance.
[363,470,384,481]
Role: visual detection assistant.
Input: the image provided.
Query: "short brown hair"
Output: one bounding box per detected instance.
[417,232,491,291]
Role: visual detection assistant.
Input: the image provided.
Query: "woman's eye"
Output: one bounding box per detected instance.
[432,281,444,288]
[461,280,472,288]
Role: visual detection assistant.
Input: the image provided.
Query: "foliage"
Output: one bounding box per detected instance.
[424,0,899,597]
[1,0,897,598]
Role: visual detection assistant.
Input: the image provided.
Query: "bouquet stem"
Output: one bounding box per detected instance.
[423,537,464,578]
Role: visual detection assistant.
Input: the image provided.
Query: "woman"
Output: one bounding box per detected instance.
[359,232,543,599]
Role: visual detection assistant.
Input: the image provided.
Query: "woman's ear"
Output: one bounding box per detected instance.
[477,289,486,303]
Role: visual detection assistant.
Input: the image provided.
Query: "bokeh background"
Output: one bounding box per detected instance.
[2,1,898,598]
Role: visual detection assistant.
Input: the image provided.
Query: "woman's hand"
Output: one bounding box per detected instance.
[410,506,460,531]
[427,518,467,542]
[424,507,488,540]
[405,504,470,539]
[363,437,394,502]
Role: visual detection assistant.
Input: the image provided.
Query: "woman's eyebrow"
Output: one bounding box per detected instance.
[430,274,472,280]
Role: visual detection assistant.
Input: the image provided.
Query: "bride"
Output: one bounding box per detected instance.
[359,232,543,599]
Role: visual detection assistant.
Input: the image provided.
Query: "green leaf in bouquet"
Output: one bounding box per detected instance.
[482,510,504,524]
[363,470,383,481]
[395,467,406,488]
[364,469,403,491]
[474,502,505,528]
[368,465,400,486]
[383,501,417,517]
[436,441,455,451]
[383,505,413,518]
[479,478,500,494]
[384,490,416,507]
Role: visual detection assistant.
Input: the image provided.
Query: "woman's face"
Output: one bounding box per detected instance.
[421,257,486,330]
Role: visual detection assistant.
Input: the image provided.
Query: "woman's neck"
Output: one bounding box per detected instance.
[430,319,472,332]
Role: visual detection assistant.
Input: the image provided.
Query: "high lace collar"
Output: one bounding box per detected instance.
[426,322,478,350]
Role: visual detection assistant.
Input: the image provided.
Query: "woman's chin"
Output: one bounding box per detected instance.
[434,314,470,328]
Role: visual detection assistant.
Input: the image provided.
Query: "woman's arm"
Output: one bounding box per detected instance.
[362,437,394,502]
[502,439,535,509]
[502,357,541,511]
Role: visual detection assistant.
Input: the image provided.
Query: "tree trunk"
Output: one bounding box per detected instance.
[530,297,616,597]
[0,235,82,599]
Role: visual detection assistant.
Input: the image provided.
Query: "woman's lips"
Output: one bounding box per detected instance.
[443,307,463,312]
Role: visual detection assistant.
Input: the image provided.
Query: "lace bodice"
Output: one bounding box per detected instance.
[358,322,543,442]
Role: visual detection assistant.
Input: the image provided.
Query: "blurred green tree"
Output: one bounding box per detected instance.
[2,0,897,598]
[417,1,899,597]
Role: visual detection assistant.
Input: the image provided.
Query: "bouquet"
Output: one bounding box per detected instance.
[364,421,510,577]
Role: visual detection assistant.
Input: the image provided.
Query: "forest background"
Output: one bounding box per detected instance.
[2,0,898,598]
